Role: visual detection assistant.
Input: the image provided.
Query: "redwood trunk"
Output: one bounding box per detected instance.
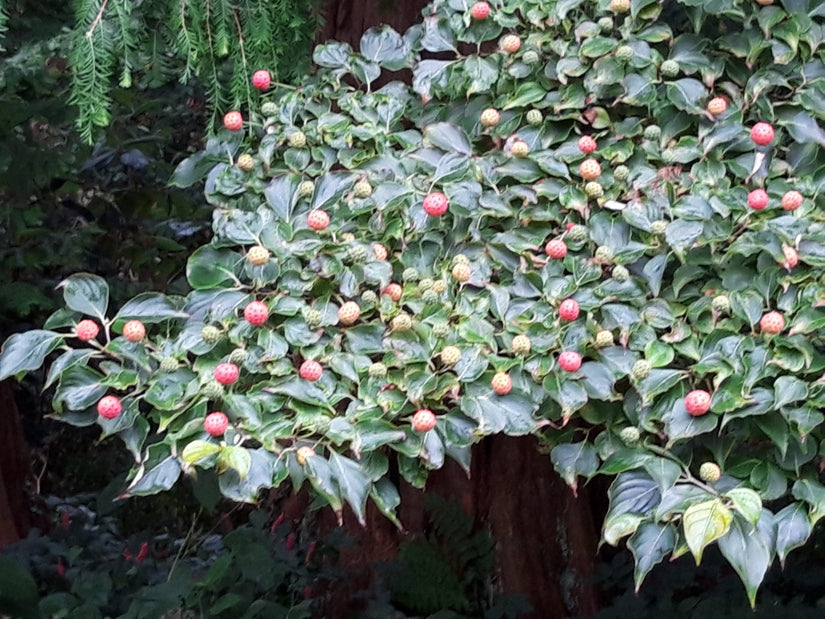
[0,380,33,546]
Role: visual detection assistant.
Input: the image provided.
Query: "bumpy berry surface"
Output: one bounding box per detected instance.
[160,357,179,372]
[353,180,373,198]
[558,298,580,321]
[338,301,361,325]
[760,311,785,334]
[202,380,224,400]
[545,239,567,259]
[567,224,588,243]
[643,125,661,140]
[522,50,539,64]
[595,330,614,348]
[781,246,798,270]
[578,136,597,154]
[747,189,768,210]
[123,320,145,343]
[97,395,122,419]
[432,322,450,337]
[451,263,471,282]
[585,182,604,198]
[299,359,323,381]
[289,131,307,148]
[260,101,278,116]
[76,319,99,342]
[440,345,462,366]
[781,190,803,211]
[558,351,582,372]
[619,427,641,446]
[296,446,316,465]
[751,122,775,146]
[247,245,270,266]
[204,412,229,437]
[616,45,633,61]
[423,192,449,216]
[707,97,727,115]
[402,267,419,282]
[491,372,512,395]
[236,154,255,171]
[412,409,437,432]
[526,109,543,125]
[432,280,447,293]
[712,294,731,313]
[511,140,529,157]
[685,389,711,416]
[660,60,679,77]
[595,245,614,263]
[244,301,269,326]
[480,108,500,127]
[368,362,388,378]
[631,359,651,380]
[500,35,521,53]
[223,111,243,131]
[579,158,602,180]
[214,363,240,385]
[470,1,490,19]
[610,0,630,12]
[307,209,330,230]
[512,334,531,355]
[372,243,388,260]
[699,462,721,483]
[251,70,271,90]
[391,313,413,331]
[383,283,403,301]
[298,180,315,198]
[613,165,629,181]
[228,349,248,366]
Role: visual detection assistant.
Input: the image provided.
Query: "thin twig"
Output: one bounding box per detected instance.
[86,0,110,38]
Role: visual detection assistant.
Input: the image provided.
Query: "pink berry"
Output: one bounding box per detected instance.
[423,192,449,217]
[545,239,568,259]
[760,311,785,334]
[470,1,490,19]
[244,301,269,326]
[251,70,271,91]
[214,363,240,385]
[97,395,122,419]
[750,122,775,146]
[577,136,597,154]
[299,359,323,381]
[412,409,437,432]
[223,111,243,131]
[307,209,330,231]
[204,411,229,436]
[781,190,803,211]
[747,189,769,210]
[558,298,580,321]
[558,351,582,372]
[685,390,711,416]
[75,319,100,342]
[122,320,145,343]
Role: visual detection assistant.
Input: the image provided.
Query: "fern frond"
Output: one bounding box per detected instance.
[0,0,9,50]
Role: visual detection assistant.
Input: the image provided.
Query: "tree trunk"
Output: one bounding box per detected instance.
[0,380,33,546]
[319,435,601,617]
[318,0,430,48]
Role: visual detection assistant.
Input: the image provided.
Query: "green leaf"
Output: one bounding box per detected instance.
[128,457,182,496]
[725,487,762,525]
[186,247,239,290]
[328,450,371,525]
[603,512,645,546]
[0,555,39,619]
[370,478,402,529]
[57,273,109,320]
[774,501,812,566]
[424,122,472,155]
[792,478,825,524]
[217,446,252,480]
[0,330,61,381]
[773,376,808,409]
[628,522,677,592]
[360,26,410,70]
[182,440,222,464]
[718,515,771,608]
[551,441,599,495]
[115,293,188,323]
[682,498,733,564]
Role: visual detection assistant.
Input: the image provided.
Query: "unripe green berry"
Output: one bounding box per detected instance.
[201,325,222,343]
[298,180,315,198]
[595,245,614,264]
[566,224,589,243]
[522,50,539,65]
[512,334,532,355]
[418,278,434,292]
[289,131,307,148]
[346,244,368,263]
[432,322,450,337]
[452,254,470,266]
[391,313,413,332]
[585,182,604,198]
[236,153,255,171]
[353,180,373,198]
[644,125,661,140]
[361,290,378,305]
[660,60,680,77]
[432,280,448,294]
[616,45,634,61]
[305,309,323,327]
[597,17,614,31]
[228,349,248,366]
[595,330,614,348]
[661,149,677,164]
[612,264,630,282]
[261,102,278,116]
[631,359,652,381]
[526,109,543,125]
[422,289,440,304]
[160,357,179,373]
[202,380,225,400]
[619,426,641,446]
[368,362,388,378]
[402,267,419,282]
[699,462,721,483]
[651,220,667,235]
[712,294,731,314]
[613,165,629,181]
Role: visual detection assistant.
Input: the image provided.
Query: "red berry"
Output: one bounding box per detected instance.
[545,239,568,259]
[299,359,323,381]
[781,246,798,270]
[781,190,803,211]
[338,301,360,325]
[204,411,229,436]
[122,320,146,343]
[565,222,576,231]
[707,97,727,116]
[223,111,243,131]
[579,158,602,180]
[307,209,330,231]
[412,409,437,432]
[760,311,785,334]
[685,390,711,417]
[423,192,449,217]
[214,362,240,385]
[75,319,99,342]
[747,189,768,210]
[244,300,269,326]
[383,283,403,302]
[251,70,271,91]
[750,122,775,146]
[558,351,582,372]
[470,1,490,19]
[97,395,122,419]
[577,136,597,154]
[491,372,512,395]
[373,243,388,260]
[558,298,580,321]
